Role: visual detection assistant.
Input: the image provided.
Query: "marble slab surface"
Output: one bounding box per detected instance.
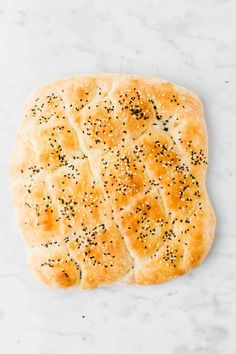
[0,0,236,353]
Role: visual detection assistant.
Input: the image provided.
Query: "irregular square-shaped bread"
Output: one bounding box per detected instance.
[9,74,215,289]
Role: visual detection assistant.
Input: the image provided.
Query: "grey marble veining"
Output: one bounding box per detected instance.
[0,0,235,353]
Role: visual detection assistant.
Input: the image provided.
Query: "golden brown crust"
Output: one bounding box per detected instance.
[9,74,215,289]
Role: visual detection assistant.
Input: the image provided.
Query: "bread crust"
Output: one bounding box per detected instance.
[9,74,215,289]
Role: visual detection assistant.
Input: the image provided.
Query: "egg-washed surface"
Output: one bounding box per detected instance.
[10,74,215,289]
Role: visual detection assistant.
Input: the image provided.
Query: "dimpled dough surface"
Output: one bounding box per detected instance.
[9,74,215,289]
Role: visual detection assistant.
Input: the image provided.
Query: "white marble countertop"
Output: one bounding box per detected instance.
[0,0,236,353]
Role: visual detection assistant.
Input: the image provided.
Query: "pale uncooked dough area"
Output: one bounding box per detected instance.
[0,0,235,353]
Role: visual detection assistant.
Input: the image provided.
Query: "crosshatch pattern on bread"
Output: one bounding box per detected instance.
[9,74,215,289]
